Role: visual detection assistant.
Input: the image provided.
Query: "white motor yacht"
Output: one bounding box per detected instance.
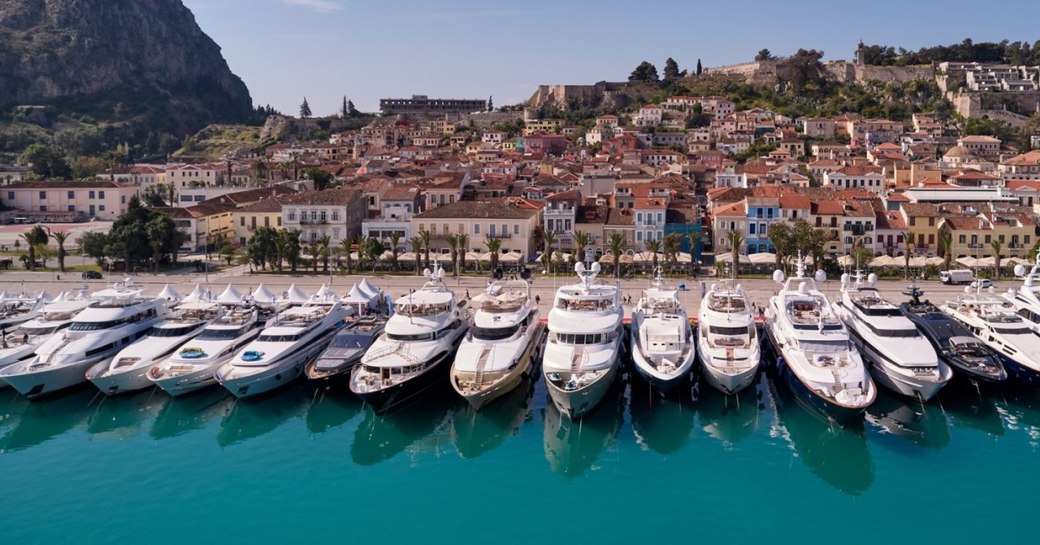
[764,255,875,424]
[542,261,624,420]
[942,292,1040,388]
[350,267,469,413]
[0,279,169,399]
[87,287,218,395]
[835,272,951,401]
[0,291,91,379]
[451,279,542,410]
[1003,256,1040,334]
[216,285,350,399]
[630,272,696,395]
[697,280,761,395]
[0,289,49,330]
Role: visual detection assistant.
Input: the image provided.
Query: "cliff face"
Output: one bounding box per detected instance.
[0,0,253,132]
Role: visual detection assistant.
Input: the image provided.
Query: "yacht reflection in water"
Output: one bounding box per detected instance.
[629,383,694,456]
[150,388,234,440]
[451,375,536,459]
[305,391,364,435]
[865,390,951,449]
[0,386,95,452]
[542,382,624,477]
[86,388,165,438]
[994,389,1040,448]
[940,380,1005,438]
[768,379,875,496]
[216,384,309,447]
[697,375,764,449]
[350,394,455,466]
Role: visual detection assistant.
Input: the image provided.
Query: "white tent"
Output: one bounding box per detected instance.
[284,284,309,304]
[675,252,693,264]
[633,252,667,263]
[869,255,900,268]
[181,284,208,303]
[499,252,523,263]
[250,284,278,304]
[397,252,418,262]
[310,284,339,303]
[749,252,776,265]
[716,253,752,265]
[908,256,929,268]
[1006,257,1032,266]
[157,284,182,302]
[343,283,373,305]
[357,278,380,298]
[837,255,856,267]
[216,285,244,305]
[956,257,983,269]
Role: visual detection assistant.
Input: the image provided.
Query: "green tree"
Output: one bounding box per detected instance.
[485,236,502,273]
[457,233,469,273]
[991,239,1003,279]
[221,242,237,267]
[447,233,460,276]
[573,230,590,264]
[79,231,109,266]
[300,97,312,118]
[341,236,354,273]
[409,236,424,275]
[305,168,333,191]
[341,96,349,118]
[685,231,701,276]
[389,231,402,271]
[903,231,915,280]
[663,58,680,81]
[608,232,626,278]
[307,242,321,272]
[18,143,70,179]
[629,61,659,83]
[938,230,954,271]
[727,230,744,279]
[662,232,683,272]
[247,226,278,270]
[768,222,794,270]
[20,226,47,271]
[487,96,494,112]
[696,58,703,75]
[281,229,302,272]
[317,234,331,272]
[755,49,773,61]
[50,230,69,273]
[646,238,662,273]
[541,229,556,274]
[419,229,432,271]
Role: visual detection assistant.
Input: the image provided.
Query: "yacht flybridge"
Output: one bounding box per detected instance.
[764,255,875,423]
[350,266,468,413]
[630,271,696,395]
[216,284,350,399]
[0,279,169,399]
[697,280,760,395]
[1003,255,1040,334]
[542,261,624,419]
[835,272,951,401]
[942,289,1040,388]
[451,279,542,410]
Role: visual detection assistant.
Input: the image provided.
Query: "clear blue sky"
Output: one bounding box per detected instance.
[183,0,1040,115]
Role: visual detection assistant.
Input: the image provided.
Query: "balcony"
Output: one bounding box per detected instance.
[968,243,983,249]
[1009,243,1025,250]
[487,232,512,239]
[300,218,328,225]
[843,225,868,236]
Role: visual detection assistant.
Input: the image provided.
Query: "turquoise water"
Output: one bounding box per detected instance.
[1,368,1039,544]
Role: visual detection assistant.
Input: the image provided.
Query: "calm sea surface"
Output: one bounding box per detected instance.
[1,360,1038,544]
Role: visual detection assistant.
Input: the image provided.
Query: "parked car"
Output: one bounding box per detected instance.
[81,271,102,280]
[970,279,993,289]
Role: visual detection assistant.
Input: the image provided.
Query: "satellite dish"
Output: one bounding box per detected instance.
[422,267,432,277]
[1015,264,1026,277]
[814,270,827,283]
[772,270,785,283]
[867,273,878,285]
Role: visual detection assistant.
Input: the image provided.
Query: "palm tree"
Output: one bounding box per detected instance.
[485,236,502,273]
[388,231,402,271]
[939,230,953,271]
[646,238,662,274]
[341,238,353,273]
[308,243,321,273]
[541,229,556,274]
[50,231,69,273]
[409,236,423,275]
[457,233,469,274]
[991,239,1004,279]
[662,232,682,273]
[903,230,915,280]
[419,229,432,271]
[727,230,744,279]
[573,230,590,264]
[20,232,38,272]
[273,233,287,272]
[447,233,460,276]
[685,231,701,276]
[317,234,331,272]
[608,232,626,279]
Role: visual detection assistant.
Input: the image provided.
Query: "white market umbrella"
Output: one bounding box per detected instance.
[216,284,244,305]
[251,284,278,304]
[284,284,309,304]
[748,252,776,265]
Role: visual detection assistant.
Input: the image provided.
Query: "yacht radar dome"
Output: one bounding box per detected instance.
[867,273,878,285]
[772,270,785,283]
[814,270,827,283]
[1015,264,1026,277]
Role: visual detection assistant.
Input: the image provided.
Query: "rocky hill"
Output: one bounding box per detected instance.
[0,0,254,147]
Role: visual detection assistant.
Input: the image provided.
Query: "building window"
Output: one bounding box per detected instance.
[121,196,126,204]
[6,192,13,200]
[501,224,507,236]
[332,211,339,221]
[67,191,74,199]
[67,205,75,212]
[489,224,496,236]
[39,191,46,199]
[98,205,105,211]
[88,191,95,199]
[514,224,519,235]
[240,217,245,226]
[99,191,105,199]
[749,224,757,235]
[40,205,47,212]
[637,231,643,242]
[474,224,480,234]
[288,212,296,221]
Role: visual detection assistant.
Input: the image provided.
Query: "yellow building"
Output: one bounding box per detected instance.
[939,209,1035,259]
[232,197,286,246]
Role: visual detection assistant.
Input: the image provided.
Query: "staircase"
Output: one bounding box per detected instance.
[571,347,585,375]
[473,345,493,387]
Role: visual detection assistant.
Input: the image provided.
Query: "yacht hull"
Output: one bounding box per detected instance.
[545,357,618,420]
[853,337,951,401]
[998,354,1040,388]
[150,362,223,397]
[87,364,155,396]
[766,329,871,425]
[0,344,39,385]
[452,335,541,411]
[630,347,696,396]
[941,355,1007,384]
[353,348,455,414]
[1,357,105,399]
[217,337,333,399]
[699,355,757,396]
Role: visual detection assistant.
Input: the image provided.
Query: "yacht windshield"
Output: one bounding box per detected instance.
[197,327,247,340]
[709,325,749,336]
[994,326,1033,335]
[386,332,435,342]
[800,340,849,352]
[257,332,306,343]
[330,334,374,348]
[554,332,607,345]
[396,303,450,317]
[150,324,202,337]
[471,323,520,341]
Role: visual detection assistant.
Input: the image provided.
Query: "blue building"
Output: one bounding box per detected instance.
[745,196,780,254]
[664,209,703,260]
